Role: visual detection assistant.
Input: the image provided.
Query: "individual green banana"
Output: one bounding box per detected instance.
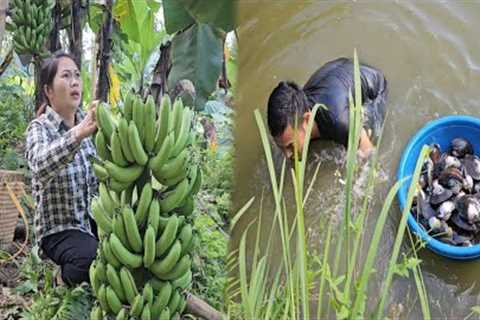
[99,183,115,217]
[178,224,193,256]
[106,286,122,314]
[116,308,127,320]
[117,118,135,163]
[119,267,138,304]
[106,264,127,303]
[102,240,122,269]
[112,214,131,251]
[128,121,149,166]
[90,305,103,320]
[172,269,192,290]
[150,133,174,175]
[93,162,109,181]
[177,194,194,217]
[91,197,112,234]
[25,26,32,45]
[155,254,191,280]
[158,215,169,232]
[170,108,192,157]
[120,184,134,207]
[149,277,167,291]
[141,303,151,320]
[159,178,189,212]
[190,166,203,195]
[132,96,145,143]
[110,190,120,204]
[155,149,188,182]
[97,285,110,313]
[109,178,132,193]
[110,233,143,269]
[154,95,172,153]
[159,307,170,320]
[159,167,189,188]
[144,95,156,153]
[135,182,152,225]
[178,297,187,315]
[110,128,129,167]
[144,225,156,268]
[122,207,143,253]
[143,282,154,305]
[89,261,100,295]
[97,102,116,141]
[168,290,181,316]
[95,260,107,282]
[130,294,144,317]
[155,215,179,257]
[123,91,134,122]
[95,129,111,161]
[104,160,143,184]
[151,240,181,275]
[147,198,161,235]
[172,99,184,138]
[151,281,172,318]
[180,230,195,257]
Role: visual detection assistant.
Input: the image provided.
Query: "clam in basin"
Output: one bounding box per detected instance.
[397,115,480,260]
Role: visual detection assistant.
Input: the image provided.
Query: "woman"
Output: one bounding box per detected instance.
[25,52,99,285]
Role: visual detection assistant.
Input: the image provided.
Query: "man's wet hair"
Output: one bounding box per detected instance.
[267,81,312,137]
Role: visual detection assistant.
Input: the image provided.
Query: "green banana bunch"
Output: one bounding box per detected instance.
[9,0,53,56]
[90,94,198,319]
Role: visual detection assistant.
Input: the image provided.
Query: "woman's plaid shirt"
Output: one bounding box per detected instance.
[25,106,99,244]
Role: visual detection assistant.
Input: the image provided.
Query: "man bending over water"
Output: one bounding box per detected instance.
[267,57,388,159]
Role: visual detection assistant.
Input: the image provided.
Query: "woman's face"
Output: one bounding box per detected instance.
[45,57,82,113]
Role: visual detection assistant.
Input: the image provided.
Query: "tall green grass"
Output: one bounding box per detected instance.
[226,51,430,319]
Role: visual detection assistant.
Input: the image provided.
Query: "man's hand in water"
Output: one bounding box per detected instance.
[358,128,374,159]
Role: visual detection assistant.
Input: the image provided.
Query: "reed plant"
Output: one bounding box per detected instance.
[226,51,432,319]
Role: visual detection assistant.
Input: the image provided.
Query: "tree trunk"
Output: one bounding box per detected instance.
[0,47,13,77]
[150,40,171,106]
[48,2,62,53]
[95,0,113,102]
[34,57,43,111]
[186,293,224,320]
[68,0,83,67]
[0,0,8,46]
[218,37,230,90]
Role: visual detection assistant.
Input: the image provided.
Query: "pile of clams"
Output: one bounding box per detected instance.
[411,138,480,247]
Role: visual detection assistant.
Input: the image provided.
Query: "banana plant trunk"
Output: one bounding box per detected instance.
[68,0,83,68]
[0,0,8,45]
[150,41,172,106]
[95,0,113,102]
[48,1,62,53]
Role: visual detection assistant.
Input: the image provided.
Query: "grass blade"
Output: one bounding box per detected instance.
[375,145,430,318]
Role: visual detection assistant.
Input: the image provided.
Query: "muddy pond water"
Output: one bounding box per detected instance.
[231,1,480,318]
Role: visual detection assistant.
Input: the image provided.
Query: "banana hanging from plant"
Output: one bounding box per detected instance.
[8,0,54,57]
[90,93,200,319]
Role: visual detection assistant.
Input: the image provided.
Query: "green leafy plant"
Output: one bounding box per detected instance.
[227,51,431,319]
[15,246,93,320]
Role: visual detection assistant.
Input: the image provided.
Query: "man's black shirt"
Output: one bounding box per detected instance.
[303,57,388,146]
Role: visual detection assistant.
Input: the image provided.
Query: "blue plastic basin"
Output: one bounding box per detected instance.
[397,115,480,260]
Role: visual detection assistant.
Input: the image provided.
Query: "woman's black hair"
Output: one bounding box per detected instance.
[267,81,312,137]
[37,52,79,117]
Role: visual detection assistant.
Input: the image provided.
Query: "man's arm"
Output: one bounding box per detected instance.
[359,64,388,103]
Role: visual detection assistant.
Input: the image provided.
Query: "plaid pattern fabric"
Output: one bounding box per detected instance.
[25,106,99,244]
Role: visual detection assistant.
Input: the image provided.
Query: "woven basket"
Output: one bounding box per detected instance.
[0,170,24,249]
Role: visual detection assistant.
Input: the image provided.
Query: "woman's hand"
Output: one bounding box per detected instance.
[73,100,99,142]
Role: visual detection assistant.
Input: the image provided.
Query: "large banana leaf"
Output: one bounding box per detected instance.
[179,0,236,32]
[168,23,223,110]
[163,0,195,34]
[163,0,236,34]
